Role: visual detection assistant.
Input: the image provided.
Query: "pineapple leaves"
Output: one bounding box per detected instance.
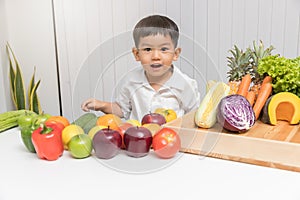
[6,42,42,113]
[227,40,275,83]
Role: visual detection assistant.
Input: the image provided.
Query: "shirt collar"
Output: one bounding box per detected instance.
[164,66,186,91]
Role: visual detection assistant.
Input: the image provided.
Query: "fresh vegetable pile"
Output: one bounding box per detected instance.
[258,55,300,97]
[194,40,300,133]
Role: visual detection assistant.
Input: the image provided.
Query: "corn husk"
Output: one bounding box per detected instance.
[195,82,230,128]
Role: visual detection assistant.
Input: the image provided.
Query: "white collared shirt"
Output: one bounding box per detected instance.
[114,65,200,121]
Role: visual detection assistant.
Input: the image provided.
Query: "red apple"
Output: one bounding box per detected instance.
[92,128,122,159]
[117,122,133,138]
[124,126,152,158]
[116,122,133,148]
[141,112,166,126]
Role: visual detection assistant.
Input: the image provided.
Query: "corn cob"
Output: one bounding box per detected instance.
[0,109,36,133]
[195,82,230,128]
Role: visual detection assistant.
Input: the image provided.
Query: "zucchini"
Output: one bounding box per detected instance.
[0,109,36,133]
[82,117,98,134]
[72,113,98,133]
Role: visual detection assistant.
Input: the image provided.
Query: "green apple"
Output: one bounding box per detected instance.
[32,113,52,128]
[17,112,37,128]
[68,134,92,159]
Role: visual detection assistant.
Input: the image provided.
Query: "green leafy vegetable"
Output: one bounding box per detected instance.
[257,55,300,97]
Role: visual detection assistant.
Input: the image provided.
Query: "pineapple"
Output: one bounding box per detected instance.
[226,41,275,98]
[248,40,275,98]
[227,45,253,94]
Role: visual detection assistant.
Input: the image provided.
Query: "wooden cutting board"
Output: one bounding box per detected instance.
[165,110,300,172]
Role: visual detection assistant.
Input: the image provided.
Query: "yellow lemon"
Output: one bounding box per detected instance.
[62,124,85,150]
[88,125,107,139]
[142,123,162,136]
[126,119,141,127]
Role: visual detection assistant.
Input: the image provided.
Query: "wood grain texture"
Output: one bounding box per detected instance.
[165,110,300,172]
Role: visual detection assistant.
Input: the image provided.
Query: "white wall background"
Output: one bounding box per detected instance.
[1,0,299,121]
[0,0,10,113]
[53,0,300,120]
[0,0,60,115]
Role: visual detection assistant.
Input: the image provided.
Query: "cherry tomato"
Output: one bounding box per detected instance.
[152,127,181,159]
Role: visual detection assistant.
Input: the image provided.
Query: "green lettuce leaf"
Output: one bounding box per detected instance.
[258,55,300,97]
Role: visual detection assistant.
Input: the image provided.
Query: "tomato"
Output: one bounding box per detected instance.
[154,108,177,123]
[46,116,70,128]
[152,127,181,159]
[96,114,122,130]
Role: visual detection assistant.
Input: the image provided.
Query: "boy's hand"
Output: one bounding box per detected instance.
[81,98,101,111]
[81,98,123,118]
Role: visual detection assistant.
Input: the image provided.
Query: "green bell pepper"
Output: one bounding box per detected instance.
[20,126,36,153]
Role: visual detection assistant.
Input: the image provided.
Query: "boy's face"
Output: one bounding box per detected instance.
[132,34,181,79]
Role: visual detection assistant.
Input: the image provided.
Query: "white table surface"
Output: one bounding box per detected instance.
[1,127,300,200]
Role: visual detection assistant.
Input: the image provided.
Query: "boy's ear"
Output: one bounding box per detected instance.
[173,48,181,61]
[132,47,140,61]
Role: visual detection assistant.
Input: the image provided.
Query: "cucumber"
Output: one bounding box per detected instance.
[72,113,98,133]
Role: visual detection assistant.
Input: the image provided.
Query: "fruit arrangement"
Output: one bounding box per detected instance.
[0,107,180,161]
[195,40,300,133]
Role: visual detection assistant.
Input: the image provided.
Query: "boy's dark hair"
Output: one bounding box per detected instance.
[133,15,179,47]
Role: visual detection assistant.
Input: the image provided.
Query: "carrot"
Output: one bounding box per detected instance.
[246,91,256,106]
[261,75,272,85]
[237,74,251,97]
[252,82,272,120]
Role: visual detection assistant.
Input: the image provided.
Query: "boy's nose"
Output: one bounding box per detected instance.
[151,49,161,59]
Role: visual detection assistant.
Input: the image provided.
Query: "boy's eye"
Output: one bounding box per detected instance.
[161,47,169,52]
[143,48,152,52]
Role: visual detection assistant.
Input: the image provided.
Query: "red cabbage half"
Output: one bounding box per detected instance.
[217,94,255,133]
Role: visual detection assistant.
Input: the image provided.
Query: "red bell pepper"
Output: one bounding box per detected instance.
[31,123,64,161]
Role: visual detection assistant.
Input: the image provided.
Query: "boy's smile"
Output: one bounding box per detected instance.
[132,34,181,88]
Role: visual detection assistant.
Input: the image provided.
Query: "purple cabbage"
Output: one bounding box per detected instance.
[217,94,255,133]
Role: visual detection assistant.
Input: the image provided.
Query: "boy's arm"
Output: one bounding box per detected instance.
[81,98,123,118]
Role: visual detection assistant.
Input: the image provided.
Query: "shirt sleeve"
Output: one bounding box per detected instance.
[114,83,131,119]
[181,78,201,113]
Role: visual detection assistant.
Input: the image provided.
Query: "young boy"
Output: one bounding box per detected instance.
[81,15,200,121]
